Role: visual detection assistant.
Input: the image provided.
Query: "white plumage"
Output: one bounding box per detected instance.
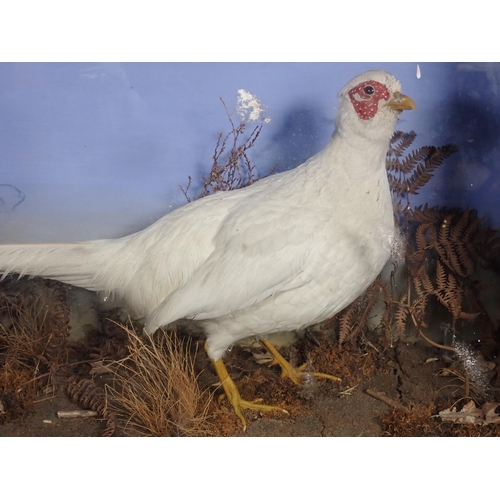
[0,70,415,424]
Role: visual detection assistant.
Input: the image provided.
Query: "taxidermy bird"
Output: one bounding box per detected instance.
[0,70,415,428]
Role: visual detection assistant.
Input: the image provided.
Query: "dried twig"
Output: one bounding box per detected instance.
[180,97,274,202]
[57,410,98,419]
[366,388,410,413]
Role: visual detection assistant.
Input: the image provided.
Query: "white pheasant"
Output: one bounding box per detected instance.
[0,70,415,427]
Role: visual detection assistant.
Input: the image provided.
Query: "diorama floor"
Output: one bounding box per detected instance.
[2,330,499,437]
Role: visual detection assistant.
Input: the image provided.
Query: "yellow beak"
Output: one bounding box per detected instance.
[386,91,416,111]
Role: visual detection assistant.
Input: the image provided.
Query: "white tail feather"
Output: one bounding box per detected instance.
[0,240,124,292]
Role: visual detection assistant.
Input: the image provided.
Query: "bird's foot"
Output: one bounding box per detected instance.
[260,339,341,385]
[211,357,288,430]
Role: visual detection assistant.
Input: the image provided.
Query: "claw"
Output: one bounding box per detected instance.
[210,355,288,430]
[260,339,341,384]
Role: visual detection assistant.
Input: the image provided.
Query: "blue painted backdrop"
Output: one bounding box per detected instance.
[1,62,499,242]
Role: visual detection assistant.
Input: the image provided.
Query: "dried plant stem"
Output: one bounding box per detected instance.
[409,311,456,353]
[57,410,98,418]
[366,389,410,413]
[409,312,471,398]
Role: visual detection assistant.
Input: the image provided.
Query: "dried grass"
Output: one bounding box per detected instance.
[105,326,214,436]
[0,279,70,422]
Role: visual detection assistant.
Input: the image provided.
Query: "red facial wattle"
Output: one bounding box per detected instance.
[348,80,390,120]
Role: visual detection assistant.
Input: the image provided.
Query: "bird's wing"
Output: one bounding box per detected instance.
[144,202,339,331]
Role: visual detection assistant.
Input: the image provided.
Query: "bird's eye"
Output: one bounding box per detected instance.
[363,85,375,95]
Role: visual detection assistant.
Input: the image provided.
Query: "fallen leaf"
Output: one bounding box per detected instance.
[439,400,482,424]
[424,357,439,364]
[482,403,500,424]
[247,351,274,365]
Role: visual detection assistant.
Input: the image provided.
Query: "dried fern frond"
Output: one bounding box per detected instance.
[387,133,459,197]
[386,130,417,159]
[330,279,390,345]
[393,301,410,338]
[411,204,447,224]
[395,204,499,343]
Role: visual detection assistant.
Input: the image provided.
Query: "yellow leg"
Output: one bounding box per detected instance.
[260,339,341,384]
[211,356,288,430]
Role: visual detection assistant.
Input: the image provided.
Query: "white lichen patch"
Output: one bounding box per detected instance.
[236,89,271,123]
